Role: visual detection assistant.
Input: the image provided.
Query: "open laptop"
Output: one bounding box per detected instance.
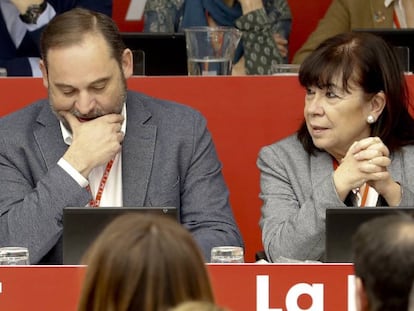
[352,28,414,72]
[120,32,188,76]
[325,207,414,263]
[62,206,178,265]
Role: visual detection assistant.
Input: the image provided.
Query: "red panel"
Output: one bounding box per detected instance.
[112,0,144,32]
[287,0,332,62]
[0,264,355,311]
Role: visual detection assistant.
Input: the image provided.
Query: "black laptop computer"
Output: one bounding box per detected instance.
[120,32,188,76]
[62,206,178,265]
[325,207,414,263]
[352,28,414,72]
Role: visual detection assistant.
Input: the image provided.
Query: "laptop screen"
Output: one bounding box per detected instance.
[120,32,188,76]
[62,206,178,265]
[325,207,414,263]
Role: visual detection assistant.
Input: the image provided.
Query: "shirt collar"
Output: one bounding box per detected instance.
[60,103,127,145]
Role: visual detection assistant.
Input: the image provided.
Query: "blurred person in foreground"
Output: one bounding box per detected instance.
[293,0,414,64]
[0,8,243,264]
[258,31,414,262]
[0,0,112,76]
[352,213,414,311]
[144,0,291,75]
[78,213,216,311]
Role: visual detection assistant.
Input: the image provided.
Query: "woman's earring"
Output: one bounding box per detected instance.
[367,115,375,124]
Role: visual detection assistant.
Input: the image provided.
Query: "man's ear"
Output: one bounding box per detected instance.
[121,48,133,79]
[39,60,49,89]
[355,276,369,311]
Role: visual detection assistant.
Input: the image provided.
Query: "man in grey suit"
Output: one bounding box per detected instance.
[0,8,243,264]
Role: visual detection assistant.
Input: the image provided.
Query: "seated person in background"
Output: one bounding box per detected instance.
[258,31,414,262]
[0,8,243,264]
[292,0,414,64]
[0,0,112,76]
[144,0,292,75]
[77,213,216,311]
[352,213,414,311]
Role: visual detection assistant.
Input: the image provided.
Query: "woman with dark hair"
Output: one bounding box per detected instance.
[77,213,215,311]
[258,32,414,262]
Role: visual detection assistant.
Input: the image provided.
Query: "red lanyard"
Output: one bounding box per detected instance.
[359,184,370,207]
[87,159,114,207]
[393,9,401,28]
[332,158,369,207]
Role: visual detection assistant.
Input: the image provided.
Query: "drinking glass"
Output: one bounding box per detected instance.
[131,49,145,75]
[0,247,30,265]
[271,63,300,75]
[184,27,242,76]
[210,246,244,263]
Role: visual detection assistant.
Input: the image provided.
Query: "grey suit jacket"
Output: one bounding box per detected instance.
[257,134,414,262]
[0,91,243,264]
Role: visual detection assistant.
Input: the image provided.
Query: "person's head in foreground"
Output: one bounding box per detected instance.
[352,213,414,311]
[77,213,215,311]
[298,31,414,159]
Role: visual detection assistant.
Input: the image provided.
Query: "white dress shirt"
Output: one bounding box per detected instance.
[57,104,127,207]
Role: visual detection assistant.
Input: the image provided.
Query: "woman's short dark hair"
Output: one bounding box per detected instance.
[297,32,414,154]
[40,8,126,70]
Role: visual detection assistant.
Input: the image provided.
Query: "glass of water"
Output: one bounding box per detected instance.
[210,246,244,263]
[0,247,30,265]
[184,27,241,76]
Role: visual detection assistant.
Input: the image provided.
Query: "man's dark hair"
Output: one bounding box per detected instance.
[40,8,126,70]
[352,213,414,311]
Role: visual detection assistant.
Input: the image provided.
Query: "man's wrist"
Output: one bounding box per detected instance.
[58,158,89,188]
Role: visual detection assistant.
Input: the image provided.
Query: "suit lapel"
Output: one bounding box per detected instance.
[33,103,68,170]
[122,93,156,207]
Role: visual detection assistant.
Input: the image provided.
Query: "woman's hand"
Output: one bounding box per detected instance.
[237,0,264,14]
[333,137,401,205]
[273,33,288,57]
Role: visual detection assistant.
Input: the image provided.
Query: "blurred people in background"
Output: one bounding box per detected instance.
[144,0,291,75]
[352,213,414,311]
[292,0,414,64]
[0,0,112,76]
[0,8,243,264]
[78,213,216,311]
[258,32,414,262]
